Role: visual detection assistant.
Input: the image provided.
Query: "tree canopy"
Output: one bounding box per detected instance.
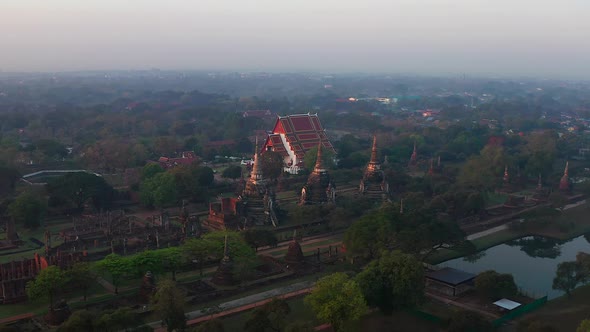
[305,272,367,331]
[46,172,114,211]
[356,251,424,314]
[152,279,187,332]
[26,266,67,311]
[140,172,178,208]
[474,270,518,300]
[8,190,46,228]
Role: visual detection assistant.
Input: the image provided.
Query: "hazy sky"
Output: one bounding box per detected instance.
[1,0,589,78]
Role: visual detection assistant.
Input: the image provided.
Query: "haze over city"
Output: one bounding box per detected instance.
[2,0,590,78]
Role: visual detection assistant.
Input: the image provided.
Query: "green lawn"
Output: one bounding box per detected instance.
[512,283,590,332]
[485,192,508,207]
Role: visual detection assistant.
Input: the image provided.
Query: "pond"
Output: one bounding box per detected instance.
[439,234,590,299]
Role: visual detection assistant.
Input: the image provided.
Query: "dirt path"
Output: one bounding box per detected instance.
[426,292,500,320]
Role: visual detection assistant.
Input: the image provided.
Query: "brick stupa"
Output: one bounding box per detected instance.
[359,135,389,200]
[300,143,335,205]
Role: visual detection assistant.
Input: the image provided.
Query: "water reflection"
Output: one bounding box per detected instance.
[505,236,564,259]
[463,251,486,263]
[441,234,590,299]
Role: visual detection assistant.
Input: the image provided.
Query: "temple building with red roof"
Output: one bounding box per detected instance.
[262,113,335,174]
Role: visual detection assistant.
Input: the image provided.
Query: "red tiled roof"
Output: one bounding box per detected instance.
[263,113,334,159]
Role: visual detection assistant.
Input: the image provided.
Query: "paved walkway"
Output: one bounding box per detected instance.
[562,199,586,211]
[467,224,509,241]
[150,280,315,331]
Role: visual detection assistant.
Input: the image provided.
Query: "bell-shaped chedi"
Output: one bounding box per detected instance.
[559,161,571,192]
[237,140,279,227]
[284,230,304,269]
[359,135,389,200]
[300,143,335,205]
[211,235,235,286]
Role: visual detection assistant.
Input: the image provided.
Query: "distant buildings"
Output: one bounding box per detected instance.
[241,109,273,119]
[156,151,198,169]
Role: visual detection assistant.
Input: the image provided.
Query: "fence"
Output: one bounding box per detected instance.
[492,296,548,327]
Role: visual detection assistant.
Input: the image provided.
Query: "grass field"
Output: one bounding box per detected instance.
[511,283,590,332]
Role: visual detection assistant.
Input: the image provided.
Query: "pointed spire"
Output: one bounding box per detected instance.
[437,155,441,167]
[366,135,381,173]
[223,234,230,260]
[537,173,542,190]
[249,137,263,183]
[560,161,570,192]
[370,135,378,164]
[400,199,404,214]
[313,143,325,173]
[409,141,418,165]
[428,158,434,175]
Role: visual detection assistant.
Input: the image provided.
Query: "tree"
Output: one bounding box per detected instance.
[259,151,284,181]
[458,145,507,191]
[578,319,590,332]
[474,270,518,300]
[241,229,278,252]
[97,254,132,294]
[57,310,95,332]
[152,279,187,332]
[303,146,335,171]
[141,163,165,180]
[129,250,165,278]
[244,298,290,332]
[0,166,20,198]
[356,251,424,314]
[447,310,494,332]
[26,266,67,311]
[222,165,243,180]
[192,319,224,332]
[182,237,216,276]
[304,273,367,331]
[8,191,46,228]
[343,212,392,260]
[35,139,68,159]
[158,247,185,281]
[46,172,114,211]
[66,262,96,301]
[140,172,178,208]
[553,261,586,297]
[96,307,137,332]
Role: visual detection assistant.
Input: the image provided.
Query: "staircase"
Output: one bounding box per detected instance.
[245,199,267,226]
[362,183,386,200]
